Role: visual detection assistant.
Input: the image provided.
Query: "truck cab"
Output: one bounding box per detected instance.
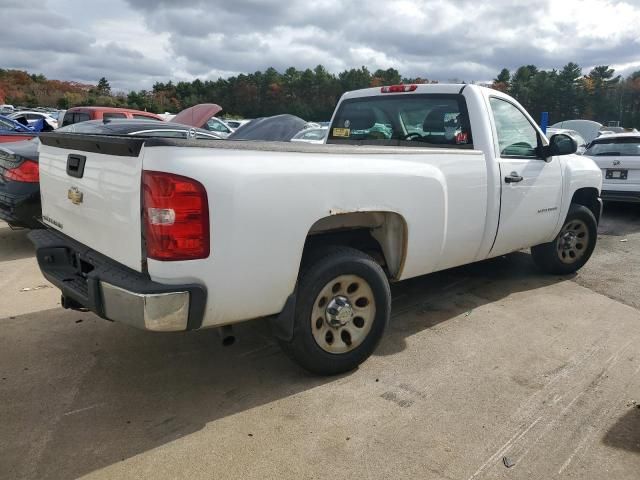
[325,84,601,259]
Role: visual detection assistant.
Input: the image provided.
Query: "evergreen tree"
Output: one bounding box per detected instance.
[96,77,111,96]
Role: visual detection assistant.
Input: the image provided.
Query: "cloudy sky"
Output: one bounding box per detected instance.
[2,0,640,91]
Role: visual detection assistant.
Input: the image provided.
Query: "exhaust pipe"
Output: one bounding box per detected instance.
[219,325,235,346]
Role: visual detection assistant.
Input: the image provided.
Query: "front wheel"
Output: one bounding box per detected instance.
[531,204,598,274]
[279,247,391,375]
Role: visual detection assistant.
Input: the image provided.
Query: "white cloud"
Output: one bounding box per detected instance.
[0,0,639,91]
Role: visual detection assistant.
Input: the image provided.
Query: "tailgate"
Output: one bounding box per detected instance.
[38,133,146,271]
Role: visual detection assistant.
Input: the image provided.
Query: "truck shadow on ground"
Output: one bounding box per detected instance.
[602,405,640,453]
[377,252,569,356]
[1,252,569,480]
[0,225,34,262]
[598,202,640,237]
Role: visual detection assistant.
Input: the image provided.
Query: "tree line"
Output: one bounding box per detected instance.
[1,63,639,127]
[491,63,640,128]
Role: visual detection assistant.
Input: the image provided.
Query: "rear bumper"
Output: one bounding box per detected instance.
[602,190,640,203]
[0,187,41,228]
[28,229,206,331]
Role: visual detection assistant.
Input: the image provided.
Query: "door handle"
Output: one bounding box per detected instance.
[505,172,523,183]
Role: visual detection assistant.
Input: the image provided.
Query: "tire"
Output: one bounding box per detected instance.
[279,246,391,375]
[531,204,597,275]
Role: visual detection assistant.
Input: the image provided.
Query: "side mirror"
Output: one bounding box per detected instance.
[544,133,577,158]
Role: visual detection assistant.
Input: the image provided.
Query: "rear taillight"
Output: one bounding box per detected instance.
[381,84,418,93]
[3,160,39,183]
[142,170,210,261]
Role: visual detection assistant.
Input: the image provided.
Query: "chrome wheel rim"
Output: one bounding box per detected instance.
[557,219,589,264]
[311,274,376,354]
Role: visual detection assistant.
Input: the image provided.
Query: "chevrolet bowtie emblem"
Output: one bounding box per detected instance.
[68,187,83,205]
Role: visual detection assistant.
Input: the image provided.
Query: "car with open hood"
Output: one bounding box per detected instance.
[171,103,233,137]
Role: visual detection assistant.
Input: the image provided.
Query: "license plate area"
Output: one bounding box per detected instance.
[606,169,628,180]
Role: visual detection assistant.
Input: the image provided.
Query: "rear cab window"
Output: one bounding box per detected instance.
[132,114,161,121]
[103,113,127,120]
[61,112,91,127]
[328,94,473,148]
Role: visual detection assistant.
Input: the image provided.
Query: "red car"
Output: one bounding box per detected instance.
[59,107,164,126]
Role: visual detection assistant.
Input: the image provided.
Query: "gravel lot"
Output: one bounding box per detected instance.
[1,204,639,480]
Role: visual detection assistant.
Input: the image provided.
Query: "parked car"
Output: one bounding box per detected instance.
[290,126,329,144]
[48,110,64,121]
[584,133,640,203]
[0,138,41,228]
[30,83,601,375]
[203,117,233,137]
[8,110,59,129]
[0,115,38,143]
[171,104,233,137]
[546,128,587,154]
[59,107,164,127]
[229,114,308,141]
[0,104,15,114]
[0,120,221,228]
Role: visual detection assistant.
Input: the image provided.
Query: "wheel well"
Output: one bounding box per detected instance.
[302,211,407,279]
[571,188,601,223]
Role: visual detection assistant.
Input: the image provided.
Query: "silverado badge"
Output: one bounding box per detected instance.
[67,187,83,205]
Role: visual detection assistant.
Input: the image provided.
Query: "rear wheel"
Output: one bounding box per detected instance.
[279,247,391,375]
[531,204,597,274]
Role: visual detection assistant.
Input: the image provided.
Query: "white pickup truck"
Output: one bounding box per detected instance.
[30,84,602,375]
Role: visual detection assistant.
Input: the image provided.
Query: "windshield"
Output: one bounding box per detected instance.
[585,138,640,157]
[0,117,16,130]
[328,94,473,148]
[293,128,328,140]
[0,116,28,131]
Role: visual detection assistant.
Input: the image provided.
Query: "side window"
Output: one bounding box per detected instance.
[206,118,230,133]
[75,113,90,123]
[103,113,127,120]
[61,113,77,127]
[490,97,540,158]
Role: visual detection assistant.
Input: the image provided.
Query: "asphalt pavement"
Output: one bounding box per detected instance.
[1,204,639,479]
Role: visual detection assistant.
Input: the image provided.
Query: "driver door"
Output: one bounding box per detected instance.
[489,97,563,256]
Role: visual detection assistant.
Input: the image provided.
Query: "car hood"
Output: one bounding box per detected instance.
[171,104,222,128]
